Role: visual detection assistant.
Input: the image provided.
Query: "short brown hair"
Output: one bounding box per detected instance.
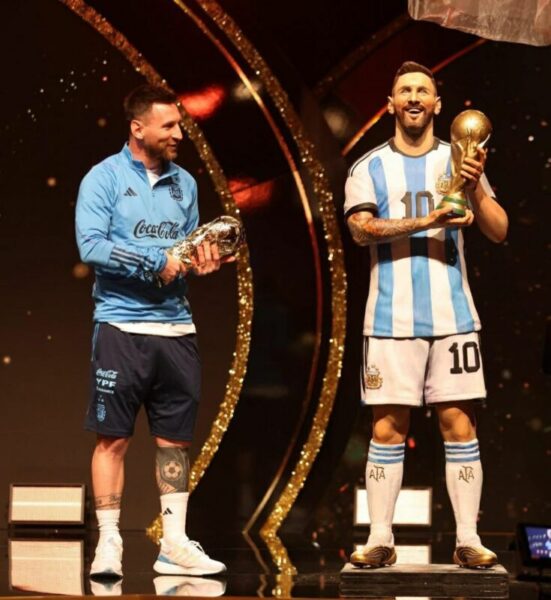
[392,61,437,93]
[123,84,178,121]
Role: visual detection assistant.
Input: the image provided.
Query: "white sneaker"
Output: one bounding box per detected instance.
[153,575,226,596]
[153,537,226,576]
[90,535,123,579]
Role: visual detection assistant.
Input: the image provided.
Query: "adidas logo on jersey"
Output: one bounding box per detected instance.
[123,187,138,197]
[162,507,173,516]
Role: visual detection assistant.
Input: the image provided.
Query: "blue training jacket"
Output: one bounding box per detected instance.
[75,144,199,323]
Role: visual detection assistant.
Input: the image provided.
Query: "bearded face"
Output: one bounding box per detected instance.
[389,72,440,140]
[134,103,183,163]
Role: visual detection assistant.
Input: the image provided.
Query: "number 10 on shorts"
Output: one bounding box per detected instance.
[449,340,481,374]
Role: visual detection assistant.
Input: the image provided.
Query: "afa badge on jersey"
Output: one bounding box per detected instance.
[169,173,183,201]
[169,183,183,201]
[436,172,452,195]
[365,365,383,390]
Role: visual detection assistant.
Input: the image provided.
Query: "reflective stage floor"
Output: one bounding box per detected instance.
[0,530,548,600]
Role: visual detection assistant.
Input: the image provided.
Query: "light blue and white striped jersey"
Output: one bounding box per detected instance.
[75,144,199,323]
[344,138,494,338]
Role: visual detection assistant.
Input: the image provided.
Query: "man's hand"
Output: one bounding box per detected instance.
[159,253,184,285]
[426,206,475,229]
[191,242,236,276]
[461,147,487,190]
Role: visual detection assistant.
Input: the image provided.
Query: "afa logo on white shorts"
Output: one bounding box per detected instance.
[365,364,383,390]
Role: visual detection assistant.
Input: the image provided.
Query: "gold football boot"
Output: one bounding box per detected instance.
[453,545,498,568]
[350,545,397,568]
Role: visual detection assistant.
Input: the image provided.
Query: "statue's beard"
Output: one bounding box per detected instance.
[396,108,434,140]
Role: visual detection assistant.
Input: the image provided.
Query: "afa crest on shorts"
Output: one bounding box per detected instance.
[96,402,106,422]
[365,364,383,390]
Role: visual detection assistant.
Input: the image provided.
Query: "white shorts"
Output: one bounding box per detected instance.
[361,332,486,406]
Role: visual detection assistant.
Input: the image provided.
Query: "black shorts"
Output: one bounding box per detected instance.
[85,323,200,441]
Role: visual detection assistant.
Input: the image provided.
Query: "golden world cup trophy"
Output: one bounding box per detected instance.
[436,109,492,216]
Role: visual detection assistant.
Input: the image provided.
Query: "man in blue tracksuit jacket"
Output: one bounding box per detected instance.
[76,85,228,579]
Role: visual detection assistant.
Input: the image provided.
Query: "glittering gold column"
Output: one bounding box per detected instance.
[184,0,347,575]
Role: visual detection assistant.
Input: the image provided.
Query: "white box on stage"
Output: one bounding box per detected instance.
[9,539,84,595]
[354,486,432,526]
[9,484,86,525]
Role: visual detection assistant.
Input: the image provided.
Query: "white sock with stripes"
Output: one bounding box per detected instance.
[445,439,483,547]
[365,440,405,546]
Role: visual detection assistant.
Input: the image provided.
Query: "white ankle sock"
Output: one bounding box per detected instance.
[445,439,483,546]
[160,492,189,543]
[365,440,405,546]
[96,509,120,541]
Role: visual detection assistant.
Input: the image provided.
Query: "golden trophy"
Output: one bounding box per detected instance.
[437,109,492,216]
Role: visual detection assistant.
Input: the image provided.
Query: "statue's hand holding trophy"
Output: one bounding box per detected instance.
[436,109,492,216]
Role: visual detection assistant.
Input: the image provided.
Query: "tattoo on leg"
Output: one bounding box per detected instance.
[95,493,122,510]
[156,446,189,495]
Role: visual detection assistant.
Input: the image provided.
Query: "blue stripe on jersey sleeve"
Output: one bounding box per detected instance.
[369,157,394,336]
[403,155,433,337]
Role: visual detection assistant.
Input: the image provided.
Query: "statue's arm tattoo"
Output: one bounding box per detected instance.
[347,211,429,245]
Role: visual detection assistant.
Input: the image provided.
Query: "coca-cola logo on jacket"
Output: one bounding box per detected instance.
[133,220,179,239]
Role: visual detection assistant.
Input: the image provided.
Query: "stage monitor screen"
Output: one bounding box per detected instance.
[517,523,551,569]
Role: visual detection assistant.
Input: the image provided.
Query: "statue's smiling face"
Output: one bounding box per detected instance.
[388,72,441,138]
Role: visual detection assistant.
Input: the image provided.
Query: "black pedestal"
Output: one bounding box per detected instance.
[340,562,509,598]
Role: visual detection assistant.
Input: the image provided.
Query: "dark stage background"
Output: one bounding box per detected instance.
[0,0,549,561]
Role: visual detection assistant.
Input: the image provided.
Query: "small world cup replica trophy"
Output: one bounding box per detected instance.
[437,109,492,216]
[167,215,245,269]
